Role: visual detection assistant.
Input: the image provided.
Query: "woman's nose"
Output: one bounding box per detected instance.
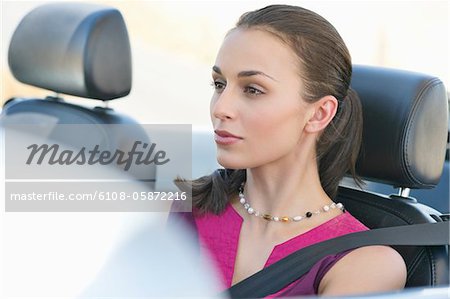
[211,88,237,121]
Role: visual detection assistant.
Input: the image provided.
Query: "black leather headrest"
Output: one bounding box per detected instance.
[351,65,448,189]
[8,3,132,101]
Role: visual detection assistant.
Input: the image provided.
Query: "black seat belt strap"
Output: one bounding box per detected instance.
[225,221,450,298]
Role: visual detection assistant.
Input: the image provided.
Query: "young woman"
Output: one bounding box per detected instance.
[175,4,406,297]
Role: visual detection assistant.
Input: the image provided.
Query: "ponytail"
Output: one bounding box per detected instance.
[176,169,246,215]
[316,88,363,199]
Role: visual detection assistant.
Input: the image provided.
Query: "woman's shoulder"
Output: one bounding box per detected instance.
[306,211,369,246]
[327,210,369,232]
[318,245,407,295]
[312,212,405,295]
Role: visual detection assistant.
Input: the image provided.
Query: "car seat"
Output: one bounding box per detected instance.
[339,65,449,287]
[1,2,156,185]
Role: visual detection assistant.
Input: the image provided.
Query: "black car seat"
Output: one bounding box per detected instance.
[359,153,449,213]
[339,65,449,287]
[1,2,156,185]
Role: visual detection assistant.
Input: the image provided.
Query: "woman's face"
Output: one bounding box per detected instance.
[210,28,313,169]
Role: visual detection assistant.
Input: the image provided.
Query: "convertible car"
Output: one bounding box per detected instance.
[1,2,449,298]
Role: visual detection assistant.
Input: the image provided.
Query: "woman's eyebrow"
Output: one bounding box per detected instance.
[212,65,222,74]
[212,65,278,82]
[237,70,278,82]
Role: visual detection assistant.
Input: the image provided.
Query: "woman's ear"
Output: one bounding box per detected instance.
[304,95,338,133]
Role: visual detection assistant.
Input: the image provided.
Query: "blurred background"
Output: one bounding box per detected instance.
[2,0,449,128]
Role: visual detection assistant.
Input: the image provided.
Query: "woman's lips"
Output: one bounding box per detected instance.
[214,130,243,145]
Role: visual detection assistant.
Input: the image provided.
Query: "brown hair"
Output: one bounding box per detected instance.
[178,4,363,215]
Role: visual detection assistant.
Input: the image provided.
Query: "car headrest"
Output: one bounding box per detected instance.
[351,65,448,189]
[8,3,132,101]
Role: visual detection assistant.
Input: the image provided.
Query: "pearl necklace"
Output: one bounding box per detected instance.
[238,185,345,222]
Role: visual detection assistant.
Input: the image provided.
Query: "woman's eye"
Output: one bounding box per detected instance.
[211,80,226,93]
[243,86,264,96]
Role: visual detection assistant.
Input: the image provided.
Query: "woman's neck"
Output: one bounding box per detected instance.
[241,147,333,222]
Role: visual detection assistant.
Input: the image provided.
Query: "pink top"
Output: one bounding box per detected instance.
[192,202,369,297]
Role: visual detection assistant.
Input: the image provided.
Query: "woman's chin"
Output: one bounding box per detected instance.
[216,156,246,170]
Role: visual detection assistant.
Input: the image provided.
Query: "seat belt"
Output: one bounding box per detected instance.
[224,221,450,298]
